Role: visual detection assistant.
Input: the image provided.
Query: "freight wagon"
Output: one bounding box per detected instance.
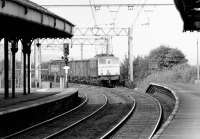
[68,54,120,87]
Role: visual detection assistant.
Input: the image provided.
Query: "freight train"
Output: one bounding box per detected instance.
[68,54,120,87]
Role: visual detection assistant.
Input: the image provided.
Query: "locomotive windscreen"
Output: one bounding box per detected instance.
[97,56,120,76]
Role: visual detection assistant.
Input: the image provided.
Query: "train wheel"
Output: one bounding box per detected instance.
[112,81,115,88]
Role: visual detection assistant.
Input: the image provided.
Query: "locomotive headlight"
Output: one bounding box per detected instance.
[101,70,103,75]
[107,70,111,75]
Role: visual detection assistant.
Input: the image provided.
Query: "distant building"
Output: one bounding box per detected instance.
[49,60,65,76]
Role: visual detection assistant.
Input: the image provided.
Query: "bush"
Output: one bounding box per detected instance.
[137,63,196,91]
[124,80,136,89]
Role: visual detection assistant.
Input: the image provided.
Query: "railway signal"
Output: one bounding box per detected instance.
[63,43,70,88]
[63,43,69,65]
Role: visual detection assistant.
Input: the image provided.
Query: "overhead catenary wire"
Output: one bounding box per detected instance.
[42,3,174,7]
[131,0,150,27]
[89,0,97,27]
[109,5,121,28]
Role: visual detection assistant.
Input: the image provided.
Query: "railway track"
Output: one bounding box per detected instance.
[7,85,134,139]
[2,93,87,138]
[108,87,162,139]
[47,85,134,139]
[3,92,107,139]
[67,84,162,139]
[4,84,162,139]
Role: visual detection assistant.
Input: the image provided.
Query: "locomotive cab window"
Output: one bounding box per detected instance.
[112,59,119,64]
[107,60,111,64]
[99,59,106,64]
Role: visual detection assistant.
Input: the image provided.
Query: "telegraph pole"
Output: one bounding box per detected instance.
[106,39,108,55]
[81,43,83,60]
[128,27,133,82]
[195,32,200,84]
[197,38,199,80]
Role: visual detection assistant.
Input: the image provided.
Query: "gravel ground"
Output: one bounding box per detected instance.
[55,84,133,139]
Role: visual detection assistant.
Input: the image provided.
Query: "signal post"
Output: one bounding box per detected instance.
[63,43,70,88]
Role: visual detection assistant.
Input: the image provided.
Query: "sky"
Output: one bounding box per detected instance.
[0,0,199,65]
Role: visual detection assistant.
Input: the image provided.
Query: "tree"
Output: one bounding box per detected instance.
[120,56,150,83]
[149,46,187,70]
[120,56,129,81]
[133,56,150,82]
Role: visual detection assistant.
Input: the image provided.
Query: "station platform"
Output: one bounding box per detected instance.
[0,88,80,137]
[159,83,200,139]
[0,88,58,112]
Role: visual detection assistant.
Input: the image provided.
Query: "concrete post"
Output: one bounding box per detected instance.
[63,66,70,88]
[60,77,64,89]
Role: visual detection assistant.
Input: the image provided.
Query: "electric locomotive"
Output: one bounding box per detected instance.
[68,54,120,87]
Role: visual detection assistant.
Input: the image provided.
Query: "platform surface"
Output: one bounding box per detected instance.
[159,83,200,139]
[0,88,77,115]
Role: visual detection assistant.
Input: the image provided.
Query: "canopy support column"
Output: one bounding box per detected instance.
[27,45,31,94]
[10,38,18,98]
[21,38,33,95]
[4,38,9,99]
[22,45,27,95]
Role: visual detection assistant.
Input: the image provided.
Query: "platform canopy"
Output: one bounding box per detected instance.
[0,0,74,39]
[174,0,200,31]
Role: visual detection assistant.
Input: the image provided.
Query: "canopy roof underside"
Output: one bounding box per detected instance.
[0,0,74,39]
[174,0,200,31]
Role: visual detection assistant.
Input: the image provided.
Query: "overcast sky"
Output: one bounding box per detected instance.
[0,0,198,65]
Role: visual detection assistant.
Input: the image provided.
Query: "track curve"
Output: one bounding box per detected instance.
[53,84,134,139]
[44,94,108,139]
[3,93,88,139]
[100,95,136,139]
[110,87,162,139]
[6,92,107,139]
